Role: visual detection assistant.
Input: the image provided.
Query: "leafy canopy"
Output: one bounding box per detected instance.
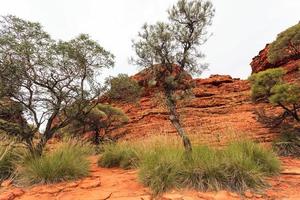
[132,0,214,76]
[248,68,284,101]
[131,0,214,152]
[0,15,114,154]
[249,67,300,124]
[65,104,128,138]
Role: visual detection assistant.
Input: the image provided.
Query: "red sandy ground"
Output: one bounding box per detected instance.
[0,156,299,200]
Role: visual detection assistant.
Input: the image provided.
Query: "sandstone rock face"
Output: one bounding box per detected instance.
[102,44,300,144]
[250,44,274,73]
[250,44,300,80]
[108,74,275,144]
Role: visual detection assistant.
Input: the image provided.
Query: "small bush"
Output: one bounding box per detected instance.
[106,74,143,103]
[273,129,300,157]
[15,140,92,184]
[98,143,139,169]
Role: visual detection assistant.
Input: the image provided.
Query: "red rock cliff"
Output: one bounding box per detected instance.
[251,44,300,77]
[104,45,300,144]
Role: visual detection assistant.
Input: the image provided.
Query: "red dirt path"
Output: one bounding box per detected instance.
[0,157,300,200]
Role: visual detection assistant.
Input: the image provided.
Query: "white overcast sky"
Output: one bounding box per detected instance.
[0,0,299,79]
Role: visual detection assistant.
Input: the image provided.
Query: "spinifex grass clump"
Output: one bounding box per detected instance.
[139,141,280,195]
[99,136,281,196]
[15,140,93,185]
[0,142,20,180]
[98,143,139,169]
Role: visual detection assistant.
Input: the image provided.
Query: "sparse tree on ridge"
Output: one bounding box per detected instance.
[131,0,214,152]
[0,15,114,155]
[268,23,300,64]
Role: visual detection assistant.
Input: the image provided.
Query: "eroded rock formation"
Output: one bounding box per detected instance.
[104,46,300,144]
[250,44,300,77]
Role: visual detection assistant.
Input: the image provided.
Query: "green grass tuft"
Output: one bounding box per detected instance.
[15,140,92,185]
[139,142,278,195]
[98,143,139,169]
[99,138,281,196]
[0,143,20,180]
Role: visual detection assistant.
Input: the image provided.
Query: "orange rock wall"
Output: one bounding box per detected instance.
[105,46,300,144]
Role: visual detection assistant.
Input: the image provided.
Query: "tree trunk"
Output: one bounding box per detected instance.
[94,126,100,145]
[165,89,192,152]
[33,130,54,156]
[33,137,47,156]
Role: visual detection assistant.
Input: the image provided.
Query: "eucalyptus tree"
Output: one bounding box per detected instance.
[0,15,114,155]
[131,0,214,151]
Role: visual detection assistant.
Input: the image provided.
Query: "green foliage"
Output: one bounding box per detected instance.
[98,143,139,169]
[99,138,280,195]
[268,23,300,64]
[0,15,115,154]
[225,141,280,175]
[273,128,300,157]
[15,140,92,184]
[139,141,280,195]
[138,147,182,195]
[131,0,213,152]
[106,74,143,103]
[248,68,284,101]
[132,0,214,74]
[0,98,23,117]
[249,67,300,125]
[95,104,129,123]
[269,83,300,105]
[65,103,128,142]
[0,142,20,180]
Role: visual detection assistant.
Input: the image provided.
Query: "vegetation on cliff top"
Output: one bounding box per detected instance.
[268,23,300,64]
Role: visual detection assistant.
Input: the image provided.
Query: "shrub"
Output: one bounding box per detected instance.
[273,128,300,157]
[248,68,284,101]
[249,68,300,125]
[268,23,300,64]
[98,143,139,169]
[106,74,143,103]
[15,140,92,184]
[269,83,300,105]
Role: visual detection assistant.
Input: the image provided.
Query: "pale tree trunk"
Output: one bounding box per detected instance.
[34,131,53,156]
[165,89,192,152]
